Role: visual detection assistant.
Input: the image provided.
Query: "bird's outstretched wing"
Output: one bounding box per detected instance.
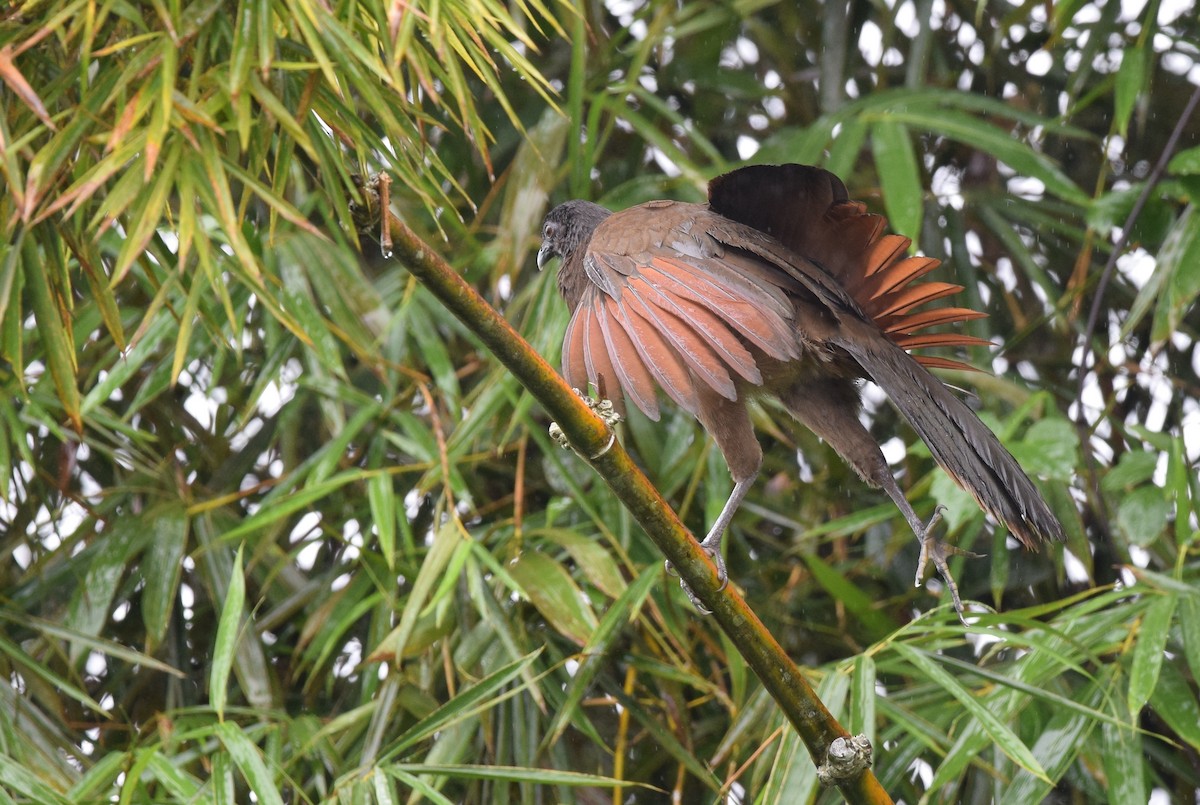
[708,163,991,371]
[561,210,802,420]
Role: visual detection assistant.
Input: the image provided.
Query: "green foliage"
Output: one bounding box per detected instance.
[2,0,1199,802]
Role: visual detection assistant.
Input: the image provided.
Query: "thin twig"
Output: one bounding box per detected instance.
[377,172,393,257]
[1074,84,1200,422]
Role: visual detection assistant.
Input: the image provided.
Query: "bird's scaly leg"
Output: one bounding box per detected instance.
[664,388,762,613]
[876,473,982,625]
[667,474,756,613]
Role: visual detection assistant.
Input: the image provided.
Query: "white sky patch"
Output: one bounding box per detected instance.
[649,147,681,177]
[859,20,883,66]
[297,539,323,571]
[1162,52,1198,77]
[11,542,31,569]
[229,416,265,453]
[1183,401,1200,463]
[964,230,983,264]
[1129,544,1151,568]
[880,436,907,466]
[1137,352,1176,434]
[291,511,322,541]
[343,518,363,562]
[957,22,978,50]
[894,0,920,36]
[1157,0,1197,24]
[1120,0,1150,18]
[737,135,760,160]
[1116,249,1157,290]
[931,166,965,209]
[1063,549,1091,583]
[334,637,362,678]
[909,758,934,788]
[1105,134,1127,160]
[1026,50,1053,76]
[257,361,301,417]
[993,257,1018,293]
[86,651,108,678]
[793,448,814,483]
[1007,175,1046,200]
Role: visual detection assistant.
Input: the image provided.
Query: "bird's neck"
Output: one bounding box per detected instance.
[557,254,591,313]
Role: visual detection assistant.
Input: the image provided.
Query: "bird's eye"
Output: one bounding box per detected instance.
[543,223,555,239]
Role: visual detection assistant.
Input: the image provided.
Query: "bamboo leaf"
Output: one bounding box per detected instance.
[1113,46,1147,138]
[508,549,599,646]
[1127,593,1176,715]
[0,45,57,130]
[140,502,190,649]
[871,119,923,241]
[210,544,247,720]
[384,651,544,757]
[216,723,284,805]
[370,518,469,663]
[1150,203,1200,344]
[892,642,1050,783]
[544,566,656,743]
[22,229,81,430]
[1149,660,1200,751]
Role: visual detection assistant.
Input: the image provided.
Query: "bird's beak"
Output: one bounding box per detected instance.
[536,242,552,271]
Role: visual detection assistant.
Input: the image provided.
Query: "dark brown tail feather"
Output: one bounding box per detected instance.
[835,319,1066,549]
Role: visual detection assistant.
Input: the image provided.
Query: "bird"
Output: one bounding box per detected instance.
[536,164,1064,619]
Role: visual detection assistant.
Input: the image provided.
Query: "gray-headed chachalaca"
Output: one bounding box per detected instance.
[537,164,1064,618]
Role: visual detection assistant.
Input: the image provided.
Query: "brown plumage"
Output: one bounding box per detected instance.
[537,164,1064,619]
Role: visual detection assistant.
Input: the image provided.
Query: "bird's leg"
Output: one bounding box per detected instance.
[779,381,981,624]
[667,473,757,612]
[697,476,756,584]
[875,471,980,625]
[669,387,762,613]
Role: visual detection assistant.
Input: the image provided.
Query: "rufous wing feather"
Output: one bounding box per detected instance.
[627,274,762,385]
[621,285,739,401]
[605,295,700,414]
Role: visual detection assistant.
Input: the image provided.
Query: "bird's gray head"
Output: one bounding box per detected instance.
[536,200,612,270]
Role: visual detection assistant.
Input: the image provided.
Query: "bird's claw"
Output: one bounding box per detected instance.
[580,392,623,429]
[666,538,728,615]
[548,421,570,449]
[698,535,730,592]
[549,390,622,455]
[913,505,984,626]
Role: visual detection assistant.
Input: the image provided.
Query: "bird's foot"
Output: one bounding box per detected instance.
[549,390,622,455]
[698,532,730,592]
[914,506,984,626]
[665,534,728,615]
[548,420,570,449]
